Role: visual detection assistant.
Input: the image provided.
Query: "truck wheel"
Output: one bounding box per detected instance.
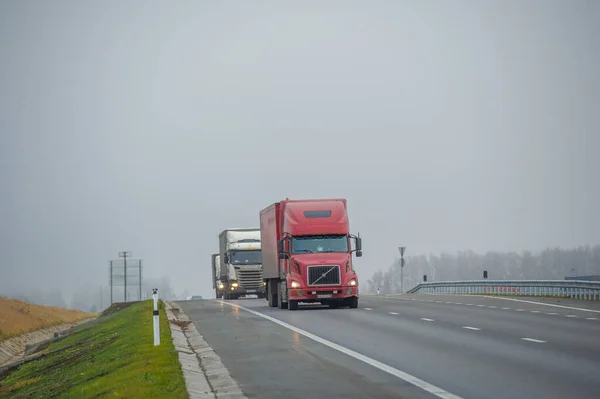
[348,297,359,309]
[288,300,298,311]
[277,282,288,310]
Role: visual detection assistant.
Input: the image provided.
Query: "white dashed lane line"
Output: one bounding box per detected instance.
[488,306,497,309]
[502,308,510,310]
[463,326,481,331]
[515,309,525,312]
[566,315,578,318]
[421,318,435,322]
[586,317,598,320]
[389,312,399,315]
[547,312,558,315]
[530,310,540,313]
[522,338,546,343]
[364,308,373,311]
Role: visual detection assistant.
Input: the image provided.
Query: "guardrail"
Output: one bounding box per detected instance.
[407,279,600,301]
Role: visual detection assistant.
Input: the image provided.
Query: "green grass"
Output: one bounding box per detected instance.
[0,300,187,399]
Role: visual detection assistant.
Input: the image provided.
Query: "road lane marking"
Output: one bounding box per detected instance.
[501,308,510,310]
[566,315,577,318]
[421,318,435,322]
[547,312,558,315]
[445,302,453,304]
[462,326,481,331]
[476,305,486,307]
[530,310,540,313]
[521,338,546,343]
[488,306,497,309]
[364,308,373,311]
[480,296,600,313]
[586,317,598,320]
[427,300,434,302]
[515,309,525,311]
[435,301,443,303]
[465,304,473,306]
[218,301,464,399]
[389,312,399,315]
[455,303,463,305]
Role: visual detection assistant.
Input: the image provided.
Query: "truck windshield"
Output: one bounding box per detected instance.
[292,235,348,254]
[229,250,262,265]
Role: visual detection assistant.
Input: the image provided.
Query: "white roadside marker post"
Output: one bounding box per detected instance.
[152,288,160,346]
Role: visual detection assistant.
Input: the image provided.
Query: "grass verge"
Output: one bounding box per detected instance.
[0,300,187,398]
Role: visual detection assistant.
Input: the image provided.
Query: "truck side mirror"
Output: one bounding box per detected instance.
[356,250,363,258]
[223,254,229,264]
[355,237,362,251]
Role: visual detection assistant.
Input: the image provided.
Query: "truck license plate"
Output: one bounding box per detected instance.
[317,294,332,299]
[246,290,256,293]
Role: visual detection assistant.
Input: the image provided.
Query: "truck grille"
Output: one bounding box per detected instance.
[308,265,340,286]
[237,268,263,289]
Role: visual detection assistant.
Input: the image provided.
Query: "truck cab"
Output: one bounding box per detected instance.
[219,228,266,299]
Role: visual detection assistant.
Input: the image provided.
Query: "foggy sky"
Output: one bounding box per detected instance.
[1,1,599,301]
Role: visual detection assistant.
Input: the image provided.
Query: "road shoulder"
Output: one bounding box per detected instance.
[166,301,246,399]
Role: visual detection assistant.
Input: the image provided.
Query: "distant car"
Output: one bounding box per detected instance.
[190,296,203,300]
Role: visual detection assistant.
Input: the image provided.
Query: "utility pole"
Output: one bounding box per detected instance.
[119,251,131,302]
[100,286,103,310]
[109,261,113,305]
[139,260,142,301]
[398,246,406,293]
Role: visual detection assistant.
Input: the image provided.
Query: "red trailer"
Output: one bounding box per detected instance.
[260,198,362,310]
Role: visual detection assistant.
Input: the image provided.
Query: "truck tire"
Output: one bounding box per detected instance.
[348,297,359,309]
[267,281,278,307]
[288,300,298,311]
[277,282,288,310]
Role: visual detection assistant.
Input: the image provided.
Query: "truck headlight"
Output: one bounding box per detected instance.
[349,279,357,286]
[291,281,300,288]
[218,283,224,289]
[232,282,239,288]
[263,282,267,286]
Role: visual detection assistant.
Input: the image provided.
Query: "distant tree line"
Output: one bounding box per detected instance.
[365,245,600,294]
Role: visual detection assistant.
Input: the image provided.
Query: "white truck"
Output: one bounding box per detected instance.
[211,253,224,298]
[219,228,265,300]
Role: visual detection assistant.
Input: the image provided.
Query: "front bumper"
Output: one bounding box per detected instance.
[228,286,266,295]
[289,286,358,301]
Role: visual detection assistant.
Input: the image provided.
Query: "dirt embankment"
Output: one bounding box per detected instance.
[0,297,96,341]
[0,297,98,366]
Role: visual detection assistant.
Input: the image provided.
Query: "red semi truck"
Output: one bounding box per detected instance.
[260,198,362,310]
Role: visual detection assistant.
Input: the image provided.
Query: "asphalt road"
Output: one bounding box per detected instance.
[178,294,600,399]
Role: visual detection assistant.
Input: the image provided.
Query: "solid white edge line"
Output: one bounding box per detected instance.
[521,338,546,343]
[216,300,464,399]
[479,296,600,314]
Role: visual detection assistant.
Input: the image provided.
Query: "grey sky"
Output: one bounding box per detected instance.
[1,1,599,300]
